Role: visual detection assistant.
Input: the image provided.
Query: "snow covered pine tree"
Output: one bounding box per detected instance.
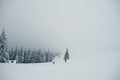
[0,29,9,63]
[64,48,70,62]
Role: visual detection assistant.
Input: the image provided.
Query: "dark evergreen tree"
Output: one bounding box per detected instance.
[31,49,36,63]
[23,48,27,63]
[17,47,24,63]
[47,51,54,62]
[45,51,49,62]
[38,49,44,62]
[0,29,9,62]
[9,47,14,60]
[14,46,18,60]
[64,48,70,62]
[34,49,40,63]
[27,48,32,63]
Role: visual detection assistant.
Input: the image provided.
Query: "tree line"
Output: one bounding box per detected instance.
[9,47,58,63]
[0,29,60,63]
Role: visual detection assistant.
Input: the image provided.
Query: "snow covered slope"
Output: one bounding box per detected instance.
[0,51,120,80]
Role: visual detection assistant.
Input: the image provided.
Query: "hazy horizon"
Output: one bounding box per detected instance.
[0,0,120,57]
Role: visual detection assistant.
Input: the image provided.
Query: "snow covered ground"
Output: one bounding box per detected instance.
[0,51,120,80]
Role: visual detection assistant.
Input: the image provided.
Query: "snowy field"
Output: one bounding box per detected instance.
[0,51,120,80]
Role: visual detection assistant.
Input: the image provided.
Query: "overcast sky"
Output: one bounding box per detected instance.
[0,0,120,56]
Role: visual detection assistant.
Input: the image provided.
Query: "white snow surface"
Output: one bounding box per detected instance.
[0,51,120,80]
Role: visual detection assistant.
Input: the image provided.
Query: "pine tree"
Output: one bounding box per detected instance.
[0,29,9,63]
[16,47,24,63]
[23,48,27,63]
[45,51,49,62]
[19,47,24,63]
[9,47,14,60]
[14,46,18,60]
[38,49,43,62]
[34,49,39,63]
[31,49,36,63]
[27,48,32,63]
[64,48,70,62]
